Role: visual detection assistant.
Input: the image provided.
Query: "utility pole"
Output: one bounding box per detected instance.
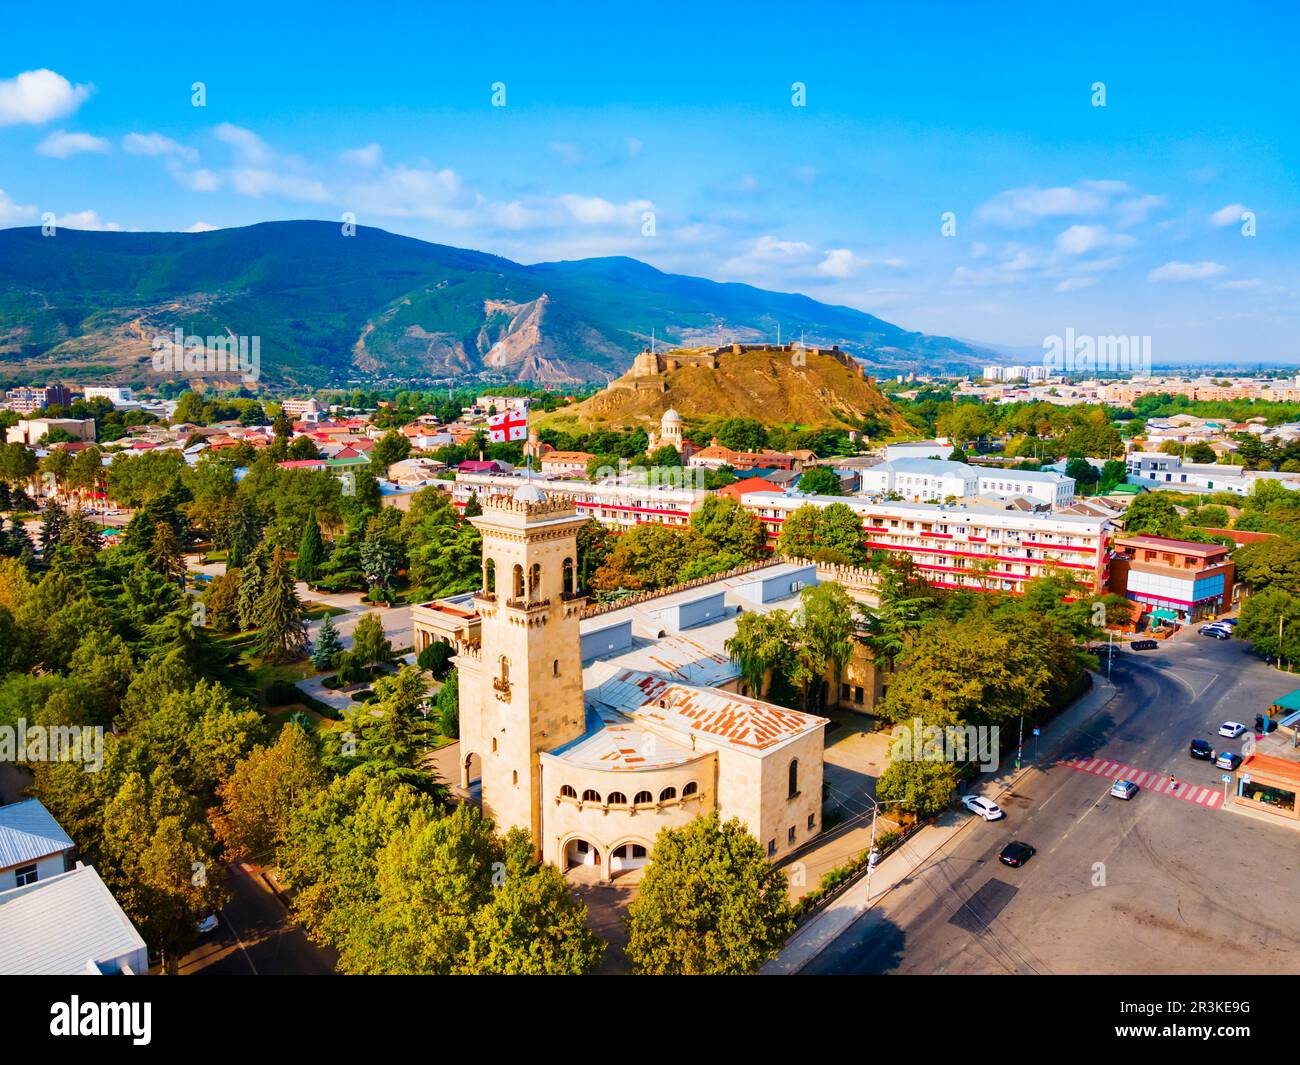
[1016,712,1025,771]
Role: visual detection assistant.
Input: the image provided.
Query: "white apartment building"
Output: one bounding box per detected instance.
[859,458,1074,508]
[983,365,1049,382]
[1125,453,1250,495]
[739,492,1110,595]
[452,471,708,528]
[883,440,950,462]
[81,386,134,406]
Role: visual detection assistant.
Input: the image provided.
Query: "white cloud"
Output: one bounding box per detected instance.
[559,193,651,226]
[214,122,272,165]
[817,248,864,278]
[182,221,219,233]
[0,69,92,126]
[1218,278,1261,290]
[0,188,39,225]
[36,129,109,158]
[1055,277,1098,292]
[1114,193,1166,227]
[340,143,382,168]
[1210,203,1249,227]
[122,131,198,162]
[53,210,121,231]
[548,142,585,167]
[1148,260,1227,282]
[626,137,644,159]
[230,168,329,202]
[977,181,1125,227]
[1054,224,1135,255]
[171,166,220,192]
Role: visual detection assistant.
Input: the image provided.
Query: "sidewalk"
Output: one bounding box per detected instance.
[763,670,1119,974]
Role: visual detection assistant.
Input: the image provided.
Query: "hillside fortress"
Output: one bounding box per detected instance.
[618,341,863,394]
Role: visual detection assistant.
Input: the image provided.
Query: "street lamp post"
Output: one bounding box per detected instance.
[864,797,907,904]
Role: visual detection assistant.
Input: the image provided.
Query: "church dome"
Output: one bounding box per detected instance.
[662,408,681,425]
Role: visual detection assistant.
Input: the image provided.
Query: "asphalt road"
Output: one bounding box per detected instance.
[177,862,336,976]
[805,631,1300,974]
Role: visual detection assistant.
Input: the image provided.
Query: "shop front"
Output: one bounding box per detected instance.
[1234,754,1300,820]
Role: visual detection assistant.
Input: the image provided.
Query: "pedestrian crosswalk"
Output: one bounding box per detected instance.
[1059,755,1224,809]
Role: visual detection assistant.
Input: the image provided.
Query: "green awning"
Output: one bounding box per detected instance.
[1271,690,1300,712]
[1150,608,1179,622]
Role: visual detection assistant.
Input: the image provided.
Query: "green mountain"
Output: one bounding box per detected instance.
[0,220,995,387]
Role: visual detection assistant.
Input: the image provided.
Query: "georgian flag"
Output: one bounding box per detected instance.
[487,408,529,443]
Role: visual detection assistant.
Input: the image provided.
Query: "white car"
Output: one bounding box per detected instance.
[1218,721,1247,738]
[961,795,1005,821]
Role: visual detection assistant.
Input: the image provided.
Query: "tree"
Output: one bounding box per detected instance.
[417,639,455,678]
[689,495,766,558]
[875,759,960,819]
[776,503,822,560]
[312,613,343,670]
[369,430,412,477]
[726,610,797,698]
[1238,586,1300,664]
[645,445,682,469]
[236,546,268,631]
[712,417,768,453]
[1232,538,1300,594]
[1065,456,1100,489]
[148,521,186,584]
[361,526,402,604]
[797,466,843,496]
[432,669,459,737]
[593,522,697,592]
[819,502,869,565]
[1187,442,1218,464]
[624,812,794,975]
[253,547,309,662]
[296,515,325,584]
[351,611,393,670]
[212,722,325,860]
[1122,492,1185,538]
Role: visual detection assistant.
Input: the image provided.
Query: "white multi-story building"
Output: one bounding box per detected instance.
[858,458,1074,508]
[81,386,134,406]
[739,492,1111,595]
[452,471,708,528]
[883,440,950,462]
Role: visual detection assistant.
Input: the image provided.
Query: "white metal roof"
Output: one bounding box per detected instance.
[0,799,75,870]
[0,863,146,975]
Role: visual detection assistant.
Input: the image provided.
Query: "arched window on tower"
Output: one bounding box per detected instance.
[484,558,496,594]
[563,556,576,596]
[528,563,541,601]
[512,564,524,599]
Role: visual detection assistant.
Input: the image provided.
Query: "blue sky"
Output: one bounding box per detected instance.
[2,0,1297,361]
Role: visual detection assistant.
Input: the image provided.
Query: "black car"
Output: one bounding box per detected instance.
[1190,739,1214,760]
[999,841,1036,867]
[1130,639,1158,651]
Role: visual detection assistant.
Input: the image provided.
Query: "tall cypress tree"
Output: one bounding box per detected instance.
[296,515,325,585]
[236,545,268,631]
[254,547,309,663]
[39,500,67,561]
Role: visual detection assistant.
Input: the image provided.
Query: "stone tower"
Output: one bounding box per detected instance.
[459,483,589,848]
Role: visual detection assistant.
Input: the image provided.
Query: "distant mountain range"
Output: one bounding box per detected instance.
[0,220,999,387]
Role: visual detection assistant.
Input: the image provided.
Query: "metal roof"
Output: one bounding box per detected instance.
[0,863,147,975]
[0,799,75,870]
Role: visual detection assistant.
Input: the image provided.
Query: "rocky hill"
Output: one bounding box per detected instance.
[537,343,912,434]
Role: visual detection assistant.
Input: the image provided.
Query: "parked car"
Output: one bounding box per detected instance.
[1215,751,1243,771]
[1130,639,1159,651]
[1199,625,1230,639]
[1219,617,1239,627]
[1110,779,1139,800]
[1255,715,1279,734]
[961,795,1005,821]
[196,914,219,935]
[1190,739,1214,761]
[1218,721,1247,738]
[999,841,1036,867]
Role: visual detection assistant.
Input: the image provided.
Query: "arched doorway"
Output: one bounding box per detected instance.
[564,838,601,871]
[461,751,482,787]
[610,841,650,876]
